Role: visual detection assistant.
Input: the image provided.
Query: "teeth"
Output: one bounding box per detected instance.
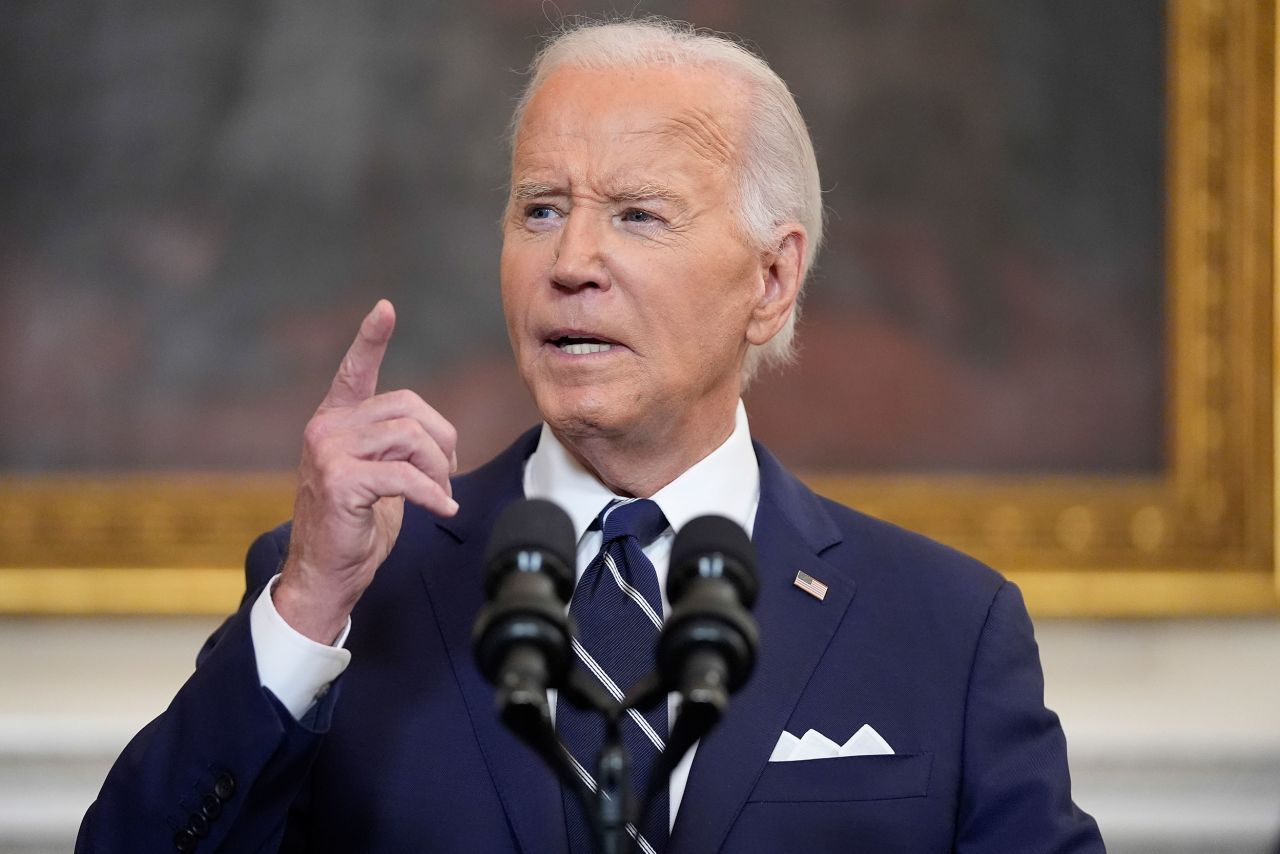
[559,341,613,355]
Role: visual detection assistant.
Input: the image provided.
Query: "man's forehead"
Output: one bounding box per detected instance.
[649,106,737,170]
[512,65,746,172]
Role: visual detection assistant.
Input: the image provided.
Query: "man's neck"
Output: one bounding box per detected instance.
[551,407,739,498]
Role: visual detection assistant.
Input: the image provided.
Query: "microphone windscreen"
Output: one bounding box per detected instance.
[483,498,577,594]
[669,515,758,605]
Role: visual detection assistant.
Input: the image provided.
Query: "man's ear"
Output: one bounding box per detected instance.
[746,227,807,346]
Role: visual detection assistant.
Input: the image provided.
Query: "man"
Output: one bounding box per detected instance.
[79,18,1103,853]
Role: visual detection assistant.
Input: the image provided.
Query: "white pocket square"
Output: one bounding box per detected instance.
[768,724,894,762]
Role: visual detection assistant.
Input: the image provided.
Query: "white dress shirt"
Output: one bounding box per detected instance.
[250,400,761,829]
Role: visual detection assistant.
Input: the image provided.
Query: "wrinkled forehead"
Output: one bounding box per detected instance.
[510,64,750,177]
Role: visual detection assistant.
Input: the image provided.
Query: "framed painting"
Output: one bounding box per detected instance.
[0,0,1273,615]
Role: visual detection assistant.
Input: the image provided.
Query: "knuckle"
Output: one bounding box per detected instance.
[439,420,458,449]
[307,427,342,459]
[395,416,426,440]
[431,445,453,477]
[302,418,328,447]
[404,390,437,420]
[337,353,358,382]
[417,455,446,484]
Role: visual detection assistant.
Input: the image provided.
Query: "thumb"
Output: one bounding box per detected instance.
[322,299,396,408]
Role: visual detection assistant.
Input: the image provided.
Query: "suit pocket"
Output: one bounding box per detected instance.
[747,752,934,803]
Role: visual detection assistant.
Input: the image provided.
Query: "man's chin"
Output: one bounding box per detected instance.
[541,404,620,439]
[534,389,631,440]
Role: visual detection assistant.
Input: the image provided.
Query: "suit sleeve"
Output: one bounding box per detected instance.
[76,527,340,854]
[955,581,1105,853]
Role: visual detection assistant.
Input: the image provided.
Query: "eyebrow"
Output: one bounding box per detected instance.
[511,181,557,201]
[510,179,689,210]
[610,182,685,205]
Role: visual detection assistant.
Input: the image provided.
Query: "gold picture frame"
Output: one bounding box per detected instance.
[0,0,1275,617]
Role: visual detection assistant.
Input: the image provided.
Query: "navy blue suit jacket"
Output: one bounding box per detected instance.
[80,429,1103,852]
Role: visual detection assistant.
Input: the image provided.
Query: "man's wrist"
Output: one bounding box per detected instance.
[250,575,352,721]
[272,565,356,645]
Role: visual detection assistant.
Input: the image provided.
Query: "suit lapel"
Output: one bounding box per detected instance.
[669,443,857,854]
[417,428,571,854]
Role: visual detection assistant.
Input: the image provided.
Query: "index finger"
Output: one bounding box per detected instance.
[322,299,396,409]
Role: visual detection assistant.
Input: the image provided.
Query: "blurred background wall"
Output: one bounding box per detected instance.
[1,1,1277,851]
[2,0,1165,474]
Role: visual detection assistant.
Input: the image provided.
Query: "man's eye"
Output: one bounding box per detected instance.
[622,209,658,225]
[527,205,557,220]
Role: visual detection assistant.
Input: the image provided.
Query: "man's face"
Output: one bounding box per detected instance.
[501,65,776,453]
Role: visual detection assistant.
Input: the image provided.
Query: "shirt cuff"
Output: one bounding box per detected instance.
[249,574,353,720]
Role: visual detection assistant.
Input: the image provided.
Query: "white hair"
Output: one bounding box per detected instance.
[509,17,824,384]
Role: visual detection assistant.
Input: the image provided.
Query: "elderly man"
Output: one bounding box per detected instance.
[79,18,1103,854]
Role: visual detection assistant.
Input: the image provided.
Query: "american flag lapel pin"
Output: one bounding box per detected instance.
[793,570,828,601]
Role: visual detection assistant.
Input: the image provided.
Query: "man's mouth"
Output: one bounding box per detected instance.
[549,334,617,355]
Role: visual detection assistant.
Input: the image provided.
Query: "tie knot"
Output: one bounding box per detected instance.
[596,498,668,548]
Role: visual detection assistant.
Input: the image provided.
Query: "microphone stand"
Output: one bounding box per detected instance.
[499,665,721,854]
[593,715,630,854]
[498,663,633,853]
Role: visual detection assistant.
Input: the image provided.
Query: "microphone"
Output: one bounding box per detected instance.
[659,514,759,716]
[472,498,606,828]
[660,514,757,742]
[472,499,577,718]
[636,514,759,811]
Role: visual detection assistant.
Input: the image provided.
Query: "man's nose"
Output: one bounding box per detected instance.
[550,210,611,292]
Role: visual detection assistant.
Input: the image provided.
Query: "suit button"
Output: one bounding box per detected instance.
[200,793,222,820]
[189,812,209,837]
[174,828,198,852]
[212,772,235,801]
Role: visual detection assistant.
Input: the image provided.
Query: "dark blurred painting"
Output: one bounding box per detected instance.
[0,0,1164,475]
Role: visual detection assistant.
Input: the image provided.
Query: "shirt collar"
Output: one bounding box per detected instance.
[523,400,760,543]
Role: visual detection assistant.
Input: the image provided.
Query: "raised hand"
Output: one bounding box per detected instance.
[273,300,459,643]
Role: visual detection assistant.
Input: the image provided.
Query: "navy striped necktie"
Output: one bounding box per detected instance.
[559,498,669,854]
